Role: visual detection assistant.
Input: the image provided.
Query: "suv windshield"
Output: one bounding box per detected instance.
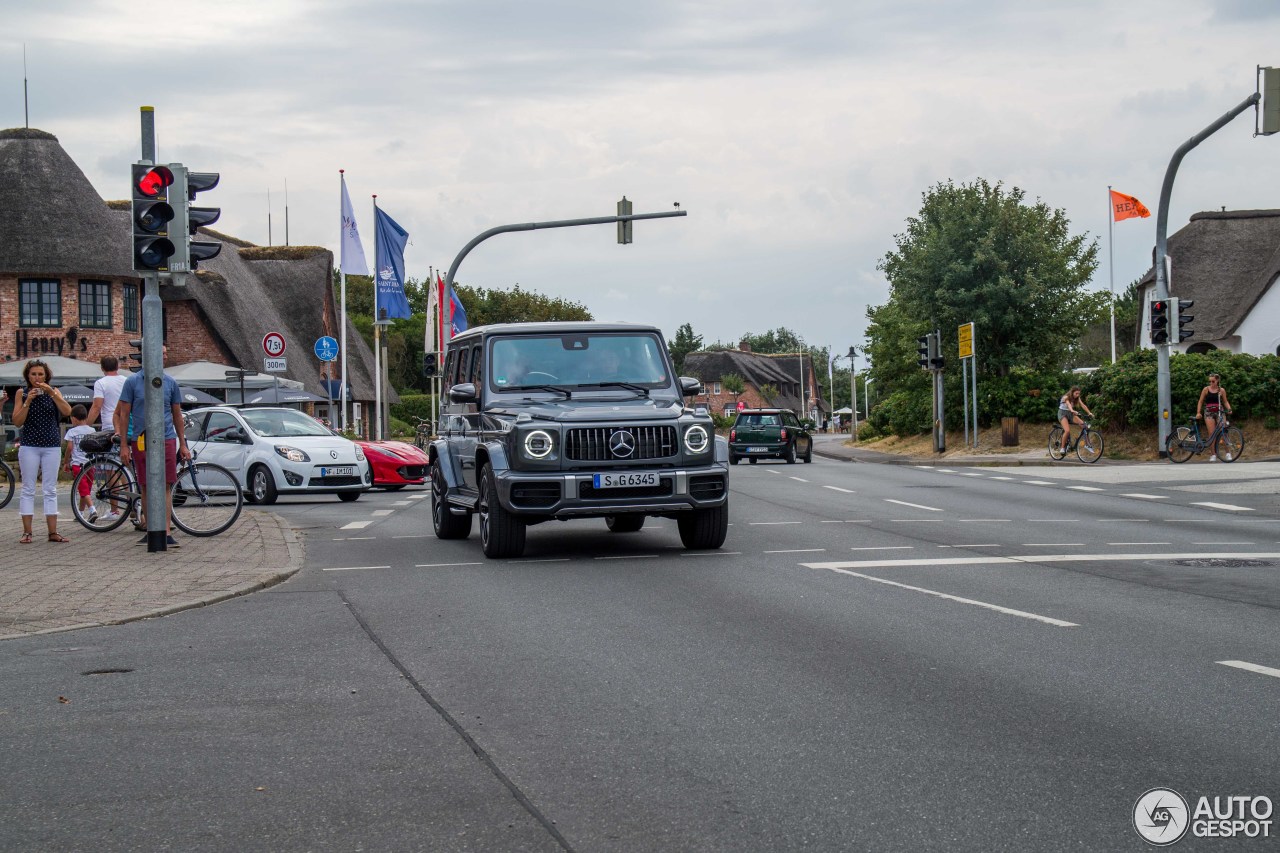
[242,408,335,438]
[489,333,669,391]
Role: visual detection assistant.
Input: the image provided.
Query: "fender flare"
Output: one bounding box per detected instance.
[480,440,511,474]
[429,439,463,491]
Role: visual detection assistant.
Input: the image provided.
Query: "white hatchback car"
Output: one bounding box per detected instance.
[185,406,370,504]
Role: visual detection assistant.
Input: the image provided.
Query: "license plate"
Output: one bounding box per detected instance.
[321,466,355,477]
[748,447,767,453]
[593,471,659,489]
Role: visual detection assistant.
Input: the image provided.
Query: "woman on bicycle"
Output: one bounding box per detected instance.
[1057,386,1093,455]
[1197,373,1233,462]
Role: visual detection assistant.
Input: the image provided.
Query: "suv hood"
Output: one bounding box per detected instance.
[486,397,688,423]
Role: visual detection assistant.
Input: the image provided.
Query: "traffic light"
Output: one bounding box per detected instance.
[917,334,931,369]
[1263,66,1279,136]
[169,165,222,273]
[617,196,633,244]
[423,351,439,377]
[131,164,176,272]
[1150,299,1171,344]
[1174,298,1195,343]
[125,338,143,371]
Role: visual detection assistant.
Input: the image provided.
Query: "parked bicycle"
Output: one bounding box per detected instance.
[71,435,243,536]
[1048,420,1104,463]
[0,456,13,510]
[1166,415,1244,464]
[412,416,434,451]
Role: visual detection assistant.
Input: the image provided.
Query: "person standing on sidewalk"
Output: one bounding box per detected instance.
[114,347,190,547]
[12,359,72,544]
[87,355,128,434]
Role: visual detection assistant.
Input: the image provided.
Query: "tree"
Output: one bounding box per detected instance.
[453,283,592,326]
[721,373,745,407]
[669,323,703,374]
[738,327,804,354]
[866,179,1098,396]
[759,383,779,404]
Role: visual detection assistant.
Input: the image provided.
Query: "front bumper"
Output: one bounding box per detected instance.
[495,463,728,517]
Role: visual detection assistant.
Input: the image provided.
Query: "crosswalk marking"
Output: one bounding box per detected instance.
[1218,660,1280,680]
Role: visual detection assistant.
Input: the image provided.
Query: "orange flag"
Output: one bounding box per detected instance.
[1110,190,1150,222]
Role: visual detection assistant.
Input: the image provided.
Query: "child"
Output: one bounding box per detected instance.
[62,404,96,521]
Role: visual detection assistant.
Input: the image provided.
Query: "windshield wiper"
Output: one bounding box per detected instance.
[589,382,650,397]
[515,384,572,399]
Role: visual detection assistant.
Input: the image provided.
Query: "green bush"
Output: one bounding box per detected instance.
[391,394,436,426]
[710,412,735,431]
[1265,415,1279,431]
[871,387,934,436]
[388,417,412,438]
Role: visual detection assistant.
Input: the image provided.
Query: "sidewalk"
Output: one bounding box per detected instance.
[0,496,304,640]
[812,436,1066,467]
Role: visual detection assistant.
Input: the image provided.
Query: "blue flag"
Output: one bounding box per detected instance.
[373,207,412,319]
[450,287,469,335]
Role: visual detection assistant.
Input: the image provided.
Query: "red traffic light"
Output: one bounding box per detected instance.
[135,165,174,198]
[1152,300,1169,313]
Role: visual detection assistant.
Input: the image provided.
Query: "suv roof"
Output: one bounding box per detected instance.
[449,321,661,344]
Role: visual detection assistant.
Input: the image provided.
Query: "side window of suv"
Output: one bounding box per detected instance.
[442,351,457,391]
[468,344,483,385]
[456,347,470,385]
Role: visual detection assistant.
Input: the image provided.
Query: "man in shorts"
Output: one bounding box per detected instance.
[115,346,191,547]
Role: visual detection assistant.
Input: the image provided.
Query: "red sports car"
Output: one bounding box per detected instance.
[354,439,430,489]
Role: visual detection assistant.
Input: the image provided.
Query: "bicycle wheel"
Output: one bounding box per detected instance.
[0,460,13,510]
[71,459,136,531]
[170,462,243,536]
[1047,427,1066,460]
[1166,427,1195,464]
[1214,426,1244,463]
[1075,428,1104,464]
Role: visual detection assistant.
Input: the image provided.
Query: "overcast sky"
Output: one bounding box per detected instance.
[3,0,1277,356]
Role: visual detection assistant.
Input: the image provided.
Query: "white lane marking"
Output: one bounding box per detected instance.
[393,535,431,539]
[804,551,1280,570]
[958,472,984,477]
[890,519,948,523]
[340,521,373,529]
[884,499,943,512]
[1067,486,1104,492]
[1107,542,1171,546]
[680,551,742,557]
[823,486,855,493]
[1192,502,1254,512]
[1122,493,1168,499]
[508,558,571,563]
[808,566,1078,627]
[1022,543,1085,547]
[392,501,413,506]
[765,470,782,475]
[820,519,871,523]
[1021,480,1055,486]
[936,469,956,473]
[321,565,390,572]
[765,548,826,554]
[332,536,378,541]
[1218,660,1280,680]
[914,465,935,469]
[790,477,810,482]
[939,544,1000,548]
[850,546,914,551]
[749,521,804,525]
[371,510,395,517]
[414,562,483,567]
[407,494,428,499]
[594,554,660,560]
[960,519,1012,522]
[988,476,1014,481]
[1192,541,1254,546]
[1028,519,1077,522]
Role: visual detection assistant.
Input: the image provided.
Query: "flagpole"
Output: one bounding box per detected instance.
[373,194,382,441]
[339,171,349,433]
[1108,185,1116,363]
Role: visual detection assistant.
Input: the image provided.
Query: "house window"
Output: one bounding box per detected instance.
[712,382,722,395]
[723,405,733,418]
[19,279,61,327]
[123,283,140,332]
[79,280,112,329]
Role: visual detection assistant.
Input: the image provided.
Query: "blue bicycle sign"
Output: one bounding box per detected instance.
[314,336,339,362]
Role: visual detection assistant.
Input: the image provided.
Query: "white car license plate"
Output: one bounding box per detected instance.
[593,471,659,489]
[321,466,355,477]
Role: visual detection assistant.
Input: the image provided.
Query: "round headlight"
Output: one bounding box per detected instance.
[683,424,709,453]
[524,430,554,459]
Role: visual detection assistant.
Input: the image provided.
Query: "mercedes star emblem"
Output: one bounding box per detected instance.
[609,430,636,458]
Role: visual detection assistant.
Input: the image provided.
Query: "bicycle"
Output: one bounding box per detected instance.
[1048,420,1104,463]
[1166,415,1244,464]
[0,457,13,510]
[71,440,243,536]
[412,416,434,451]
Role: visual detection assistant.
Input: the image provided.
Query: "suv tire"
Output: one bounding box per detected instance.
[678,501,728,549]
[605,514,645,533]
[479,463,525,558]
[431,462,472,540]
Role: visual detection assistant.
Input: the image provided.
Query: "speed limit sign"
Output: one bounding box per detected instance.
[262,332,287,358]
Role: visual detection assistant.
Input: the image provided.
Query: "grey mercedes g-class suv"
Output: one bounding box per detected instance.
[429,322,729,558]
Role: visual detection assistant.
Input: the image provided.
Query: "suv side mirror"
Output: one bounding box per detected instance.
[679,377,703,397]
[449,383,478,404]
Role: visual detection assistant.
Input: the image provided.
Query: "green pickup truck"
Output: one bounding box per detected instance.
[728,408,812,464]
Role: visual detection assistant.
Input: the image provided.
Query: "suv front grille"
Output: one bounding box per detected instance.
[565,426,677,461]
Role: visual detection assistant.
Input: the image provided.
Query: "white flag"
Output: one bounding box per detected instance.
[424,279,438,353]
[339,174,369,276]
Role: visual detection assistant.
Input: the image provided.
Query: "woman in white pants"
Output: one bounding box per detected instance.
[12,359,72,543]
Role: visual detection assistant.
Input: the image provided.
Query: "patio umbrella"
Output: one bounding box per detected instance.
[54,384,95,404]
[244,388,328,405]
[178,386,220,406]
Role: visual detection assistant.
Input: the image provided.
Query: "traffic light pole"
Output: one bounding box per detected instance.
[139,108,167,552]
[1153,91,1259,455]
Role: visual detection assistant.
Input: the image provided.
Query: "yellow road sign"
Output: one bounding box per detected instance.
[958,322,974,359]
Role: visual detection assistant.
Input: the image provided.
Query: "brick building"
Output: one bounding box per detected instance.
[682,342,828,424]
[0,127,384,433]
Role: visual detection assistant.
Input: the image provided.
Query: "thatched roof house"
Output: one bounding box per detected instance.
[0,126,386,418]
[683,344,828,421]
[1136,209,1280,356]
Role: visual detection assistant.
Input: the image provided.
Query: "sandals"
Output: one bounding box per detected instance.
[19,532,32,544]
[47,533,70,543]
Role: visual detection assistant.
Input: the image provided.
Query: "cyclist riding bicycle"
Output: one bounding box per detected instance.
[1057,385,1093,455]
[1197,373,1233,462]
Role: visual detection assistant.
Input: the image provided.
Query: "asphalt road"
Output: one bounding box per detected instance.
[3,457,1279,851]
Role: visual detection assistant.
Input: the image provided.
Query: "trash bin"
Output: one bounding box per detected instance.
[1001,417,1019,447]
